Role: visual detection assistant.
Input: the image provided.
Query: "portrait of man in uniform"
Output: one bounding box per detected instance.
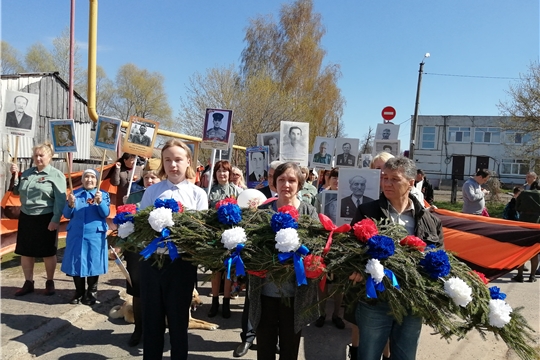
[55,125,75,147]
[336,142,355,167]
[98,122,117,145]
[205,112,227,140]
[130,124,151,146]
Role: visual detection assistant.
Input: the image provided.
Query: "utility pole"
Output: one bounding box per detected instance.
[409,53,430,160]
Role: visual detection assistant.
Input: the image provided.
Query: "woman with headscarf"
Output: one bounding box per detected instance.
[61,169,110,305]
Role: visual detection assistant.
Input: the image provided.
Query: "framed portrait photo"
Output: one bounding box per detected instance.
[336,168,380,225]
[279,121,309,166]
[220,133,235,161]
[246,146,269,189]
[1,89,40,138]
[321,190,338,225]
[373,140,400,157]
[123,116,159,158]
[201,108,233,150]
[335,138,360,168]
[258,131,280,162]
[95,116,121,151]
[311,136,336,169]
[375,123,400,140]
[360,154,373,168]
[50,119,77,153]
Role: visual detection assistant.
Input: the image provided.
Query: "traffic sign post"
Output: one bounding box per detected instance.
[381,106,396,122]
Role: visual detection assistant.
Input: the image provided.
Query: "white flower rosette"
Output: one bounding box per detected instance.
[221,227,247,250]
[275,228,301,253]
[117,222,135,239]
[444,277,473,307]
[365,259,385,284]
[148,207,174,233]
[488,299,512,328]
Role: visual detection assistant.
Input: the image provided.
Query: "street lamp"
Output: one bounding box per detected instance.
[409,52,430,161]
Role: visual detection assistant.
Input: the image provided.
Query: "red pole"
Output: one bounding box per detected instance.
[67,0,76,191]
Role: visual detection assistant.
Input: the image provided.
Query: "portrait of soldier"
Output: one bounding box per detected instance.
[98,123,117,145]
[336,142,355,167]
[205,112,227,141]
[130,124,151,146]
[55,125,74,147]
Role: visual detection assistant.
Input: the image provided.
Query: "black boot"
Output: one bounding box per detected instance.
[128,296,143,347]
[69,276,86,304]
[348,344,358,360]
[208,296,219,318]
[222,297,231,319]
[82,276,98,305]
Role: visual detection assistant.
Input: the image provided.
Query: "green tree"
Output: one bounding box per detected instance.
[110,63,173,127]
[1,41,26,74]
[497,62,540,171]
[241,0,345,145]
[25,43,55,73]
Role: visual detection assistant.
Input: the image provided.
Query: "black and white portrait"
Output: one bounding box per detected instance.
[279,121,309,166]
[311,136,335,168]
[2,89,39,137]
[321,190,338,224]
[201,108,233,150]
[337,168,380,224]
[375,123,400,140]
[359,154,373,168]
[246,146,269,189]
[95,116,121,151]
[373,140,400,157]
[335,138,359,168]
[258,132,280,162]
[123,116,159,158]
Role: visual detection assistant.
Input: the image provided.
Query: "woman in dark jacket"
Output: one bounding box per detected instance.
[514,181,540,282]
[350,157,443,360]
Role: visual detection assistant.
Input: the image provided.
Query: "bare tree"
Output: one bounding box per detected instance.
[498,62,540,170]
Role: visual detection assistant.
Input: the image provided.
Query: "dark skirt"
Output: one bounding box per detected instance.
[124,250,141,297]
[15,211,58,257]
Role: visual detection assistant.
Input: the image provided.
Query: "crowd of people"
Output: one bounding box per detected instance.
[8,139,539,360]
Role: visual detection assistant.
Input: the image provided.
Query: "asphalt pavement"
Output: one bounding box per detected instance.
[1,255,539,360]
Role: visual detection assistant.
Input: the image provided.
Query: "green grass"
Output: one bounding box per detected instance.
[434,201,506,218]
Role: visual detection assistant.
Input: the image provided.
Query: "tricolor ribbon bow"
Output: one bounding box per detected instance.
[365,268,400,299]
[277,244,310,286]
[224,243,246,279]
[139,228,179,261]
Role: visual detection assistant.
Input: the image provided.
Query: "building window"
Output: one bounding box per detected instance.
[447,127,470,142]
[474,127,500,143]
[504,131,531,144]
[501,159,529,175]
[421,126,436,149]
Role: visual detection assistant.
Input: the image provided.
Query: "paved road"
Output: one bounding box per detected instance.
[1,258,538,359]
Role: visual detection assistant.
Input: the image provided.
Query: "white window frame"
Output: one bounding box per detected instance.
[474,127,501,144]
[504,130,531,145]
[447,127,470,143]
[420,126,436,149]
[500,159,529,175]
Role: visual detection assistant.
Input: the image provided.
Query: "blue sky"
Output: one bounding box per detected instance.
[2,1,539,151]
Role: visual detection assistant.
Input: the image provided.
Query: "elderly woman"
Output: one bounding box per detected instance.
[61,169,110,305]
[250,162,319,360]
[207,160,243,319]
[350,157,443,360]
[10,142,67,296]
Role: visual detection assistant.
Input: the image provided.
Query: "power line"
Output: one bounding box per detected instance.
[425,72,519,80]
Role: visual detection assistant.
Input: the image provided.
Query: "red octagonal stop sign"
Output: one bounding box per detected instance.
[381,106,396,121]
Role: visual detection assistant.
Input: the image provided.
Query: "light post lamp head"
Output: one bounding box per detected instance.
[422,53,430,64]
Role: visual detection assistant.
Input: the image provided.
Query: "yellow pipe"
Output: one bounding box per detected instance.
[86,1,245,151]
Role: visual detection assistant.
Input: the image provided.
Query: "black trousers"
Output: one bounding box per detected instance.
[240,279,256,343]
[140,258,196,360]
[256,295,301,360]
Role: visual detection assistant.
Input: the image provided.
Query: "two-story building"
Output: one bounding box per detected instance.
[412,115,536,188]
